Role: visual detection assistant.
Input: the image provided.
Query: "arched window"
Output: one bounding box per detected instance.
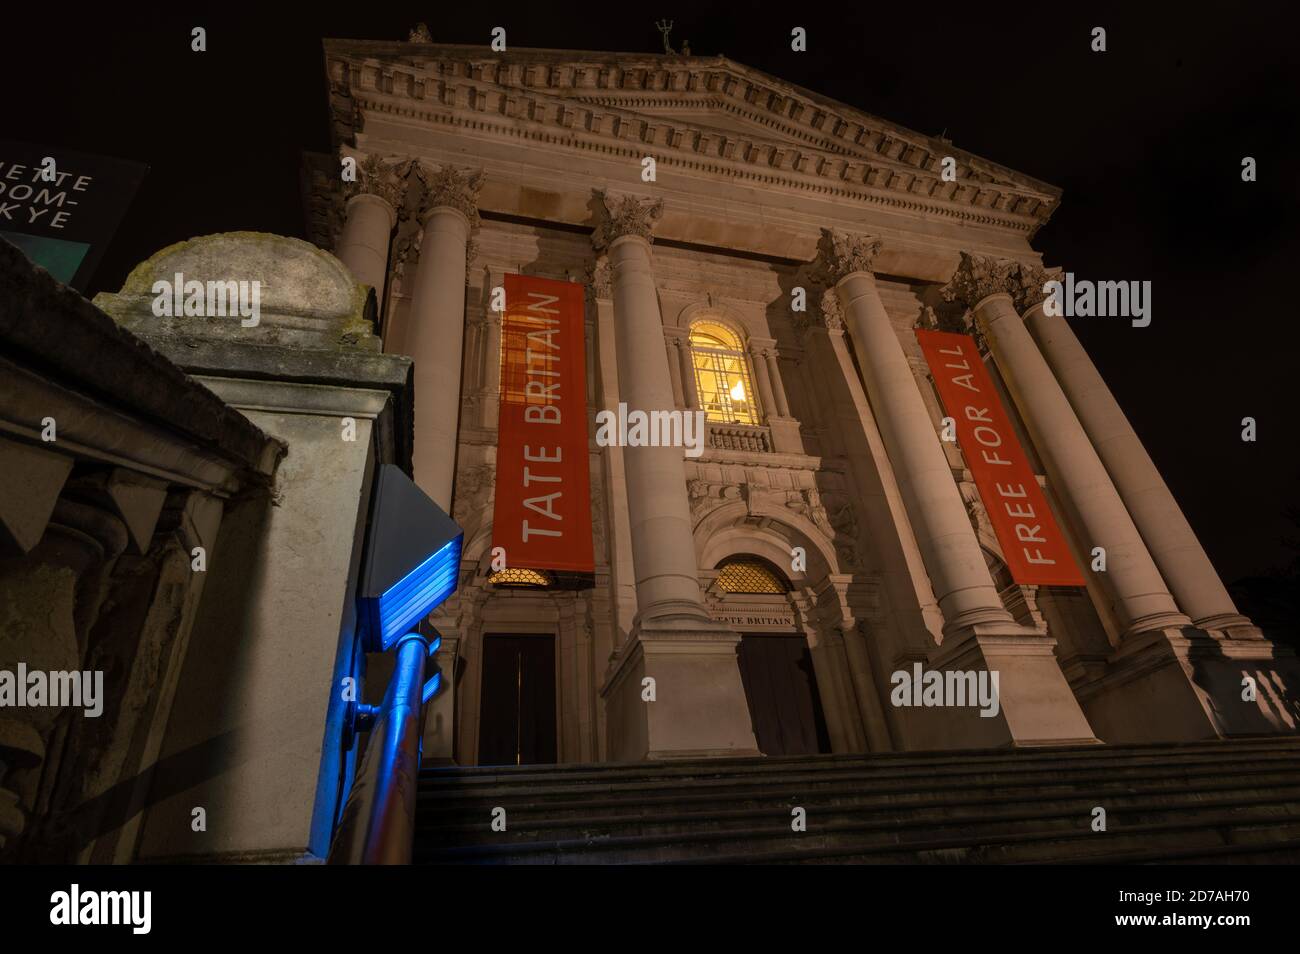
[715,555,792,594]
[689,320,760,425]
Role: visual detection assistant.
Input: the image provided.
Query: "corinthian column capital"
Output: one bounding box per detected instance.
[591,191,664,250]
[341,149,410,212]
[1010,262,1063,314]
[415,163,485,226]
[811,228,883,286]
[940,251,1021,309]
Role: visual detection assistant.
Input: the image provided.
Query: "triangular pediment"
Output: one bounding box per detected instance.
[315,39,1062,242]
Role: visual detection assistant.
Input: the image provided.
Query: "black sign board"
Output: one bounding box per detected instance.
[0,140,147,293]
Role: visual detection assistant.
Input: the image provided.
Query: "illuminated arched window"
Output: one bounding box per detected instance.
[689,320,760,425]
[715,556,792,594]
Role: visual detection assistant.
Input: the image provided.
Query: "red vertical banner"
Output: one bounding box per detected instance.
[491,275,594,573]
[916,329,1084,587]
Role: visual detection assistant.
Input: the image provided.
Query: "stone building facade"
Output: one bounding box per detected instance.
[302,38,1299,767]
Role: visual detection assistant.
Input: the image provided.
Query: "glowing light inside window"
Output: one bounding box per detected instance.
[689,320,760,425]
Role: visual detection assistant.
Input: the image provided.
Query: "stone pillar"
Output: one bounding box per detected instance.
[943,253,1188,639]
[813,231,1013,637]
[405,164,483,510]
[765,348,792,418]
[664,333,686,408]
[593,192,758,760]
[748,341,779,422]
[676,334,701,410]
[753,337,801,453]
[598,196,709,618]
[1019,272,1258,636]
[810,230,1096,749]
[588,258,640,648]
[335,153,406,308]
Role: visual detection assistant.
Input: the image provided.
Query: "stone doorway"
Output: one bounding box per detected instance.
[476,634,557,766]
[736,633,831,756]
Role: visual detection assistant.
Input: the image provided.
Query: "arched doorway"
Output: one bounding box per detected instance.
[713,555,832,757]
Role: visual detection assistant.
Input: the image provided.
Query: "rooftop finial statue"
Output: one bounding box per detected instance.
[655,19,675,54]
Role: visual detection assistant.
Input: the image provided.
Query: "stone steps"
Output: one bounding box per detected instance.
[417,762,1300,816]
[413,738,1300,864]
[419,784,1300,841]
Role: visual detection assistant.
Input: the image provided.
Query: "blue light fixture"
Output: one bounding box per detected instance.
[357,465,464,653]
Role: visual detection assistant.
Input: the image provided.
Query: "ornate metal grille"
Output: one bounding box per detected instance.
[487,567,554,588]
[715,558,790,594]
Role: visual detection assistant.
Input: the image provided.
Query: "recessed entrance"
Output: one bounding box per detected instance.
[477,634,557,766]
[737,634,831,757]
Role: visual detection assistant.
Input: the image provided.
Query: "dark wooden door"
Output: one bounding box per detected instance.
[477,634,557,766]
[737,634,831,756]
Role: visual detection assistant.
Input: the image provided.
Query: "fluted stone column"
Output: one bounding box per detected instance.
[335,153,406,306]
[813,231,1014,637]
[593,192,758,760]
[405,164,483,510]
[812,230,1096,748]
[1018,271,1258,636]
[944,253,1189,639]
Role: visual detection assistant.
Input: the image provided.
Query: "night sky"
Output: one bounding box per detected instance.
[5,5,1296,585]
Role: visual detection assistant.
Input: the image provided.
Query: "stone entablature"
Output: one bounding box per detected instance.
[321,42,1058,236]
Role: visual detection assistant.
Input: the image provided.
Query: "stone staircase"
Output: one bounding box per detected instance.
[413,738,1300,864]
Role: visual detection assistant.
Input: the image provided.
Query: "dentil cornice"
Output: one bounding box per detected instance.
[321,42,1061,236]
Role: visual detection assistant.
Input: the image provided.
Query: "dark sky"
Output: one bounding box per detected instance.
[5,4,1296,584]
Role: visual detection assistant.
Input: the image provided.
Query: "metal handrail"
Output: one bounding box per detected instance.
[328,633,430,865]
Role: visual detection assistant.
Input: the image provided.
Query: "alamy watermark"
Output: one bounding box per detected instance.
[151,271,261,327]
[0,665,103,717]
[595,403,707,458]
[50,884,151,934]
[1043,272,1151,327]
[890,663,1000,718]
